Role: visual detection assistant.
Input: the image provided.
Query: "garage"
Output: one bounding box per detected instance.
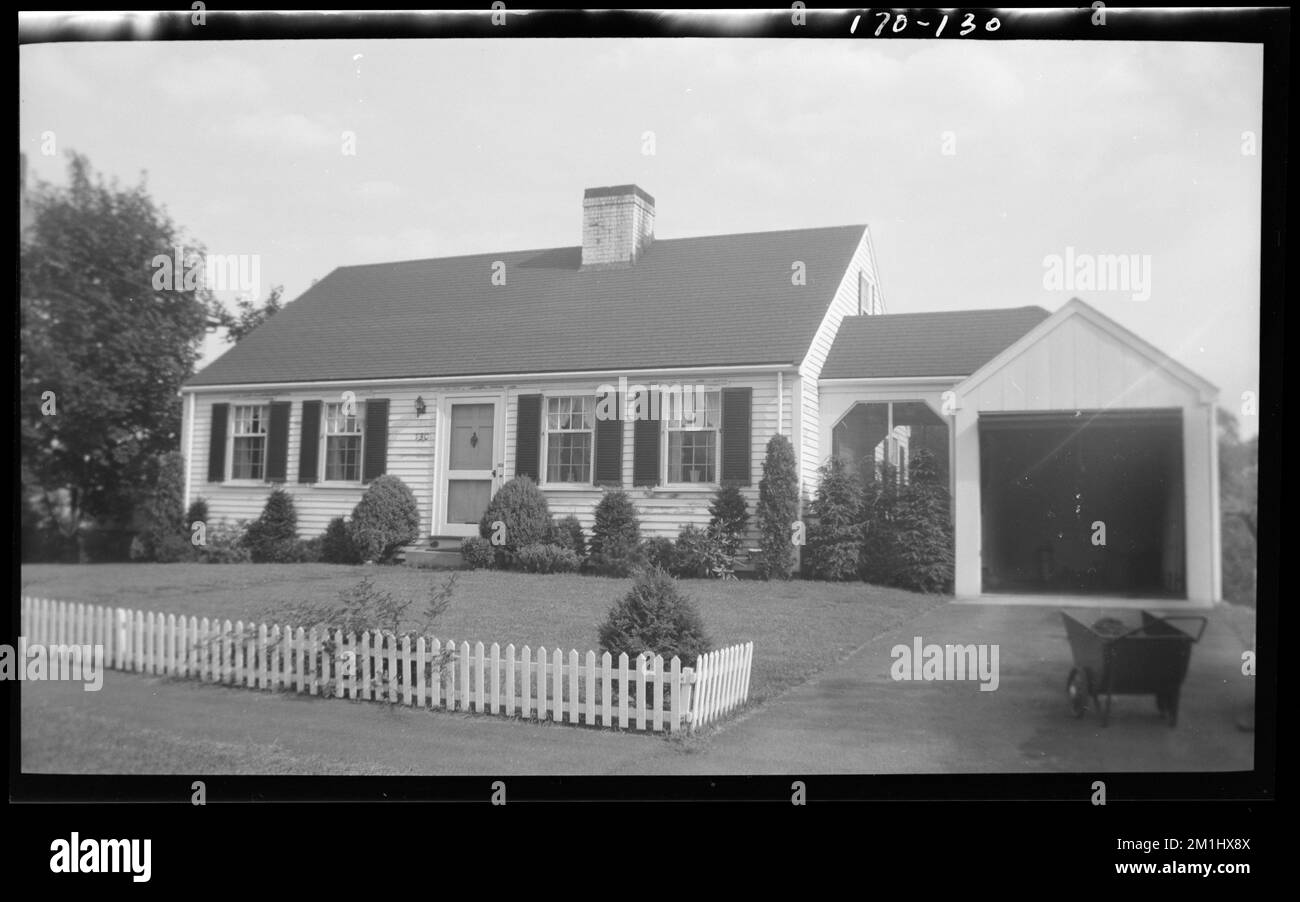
[978,409,1185,598]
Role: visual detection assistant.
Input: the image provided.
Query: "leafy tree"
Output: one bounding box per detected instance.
[216,285,284,344]
[136,451,192,562]
[1218,408,1258,605]
[20,153,212,557]
[754,435,800,579]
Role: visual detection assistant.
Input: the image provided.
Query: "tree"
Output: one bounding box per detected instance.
[21,153,212,557]
[1218,408,1258,605]
[216,284,284,344]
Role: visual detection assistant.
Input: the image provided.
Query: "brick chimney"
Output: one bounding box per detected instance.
[581,184,655,270]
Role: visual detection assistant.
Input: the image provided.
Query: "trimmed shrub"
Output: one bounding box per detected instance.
[641,535,677,572]
[515,542,581,574]
[806,456,865,581]
[460,536,494,570]
[321,516,362,564]
[586,490,644,576]
[349,475,421,563]
[185,497,209,533]
[478,476,553,565]
[754,434,800,580]
[598,567,711,663]
[673,523,733,579]
[196,519,252,564]
[244,487,301,563]
[548,514,588,559]
[136,451,191,562]
[295,536,325,563]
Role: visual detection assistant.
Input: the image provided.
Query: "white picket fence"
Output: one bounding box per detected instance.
[19,596,753,734]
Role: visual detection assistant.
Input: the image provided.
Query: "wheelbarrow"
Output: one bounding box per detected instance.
[1062,610,1208,727]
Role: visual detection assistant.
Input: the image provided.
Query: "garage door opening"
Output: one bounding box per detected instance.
[979,410,1185,598]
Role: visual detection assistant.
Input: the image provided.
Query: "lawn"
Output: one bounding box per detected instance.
[19,563,945,707]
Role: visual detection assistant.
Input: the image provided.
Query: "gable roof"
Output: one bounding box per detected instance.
[956,297,1218,400]
[185,224,868,387]
[820,306,1051,380]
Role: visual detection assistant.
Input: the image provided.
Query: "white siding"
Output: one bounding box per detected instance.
[184,369,796,543]
[188,386,438,539]
[796,227,881,500]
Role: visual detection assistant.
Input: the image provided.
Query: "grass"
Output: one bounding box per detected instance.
[20,563,946,707]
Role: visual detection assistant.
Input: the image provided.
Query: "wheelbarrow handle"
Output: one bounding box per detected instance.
[1155,615,1209,642]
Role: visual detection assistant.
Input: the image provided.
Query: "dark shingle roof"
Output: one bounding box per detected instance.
[821,306,1051,380]
[187,224,867,386]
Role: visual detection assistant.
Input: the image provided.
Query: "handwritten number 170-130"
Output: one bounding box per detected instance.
[851,11,1001,37]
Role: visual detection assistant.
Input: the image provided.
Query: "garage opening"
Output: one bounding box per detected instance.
[979,409,1185,598]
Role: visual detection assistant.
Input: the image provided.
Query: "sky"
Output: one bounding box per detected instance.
[20,37,1262,436]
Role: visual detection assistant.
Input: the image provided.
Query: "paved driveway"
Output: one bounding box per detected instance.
[633,603,1255,774]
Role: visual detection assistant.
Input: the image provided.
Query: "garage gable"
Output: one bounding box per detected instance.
[955,298,1217,412]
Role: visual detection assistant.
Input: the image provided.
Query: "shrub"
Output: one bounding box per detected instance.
[641,535,677,572]
[860,451,953,593]
[586,490,644,576]
[548,514,588,559]
[321,516,362,564]
[515,542,581,574]
[478,476,553,565]
[806,457,865,581]
[708,485,750,555]
[244,487,301,563]
[673,523,734,579]
[185,497,209,533]
[136,451,191,562]
[754,434,800,579]
[196,519,252,564]
[245,574,458,700]
[598,567,712,663]
[460,536,494,570]
[349,475,421,563]
[294,536,325,563]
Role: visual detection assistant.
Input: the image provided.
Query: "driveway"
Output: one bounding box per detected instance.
[633,602,1255,774]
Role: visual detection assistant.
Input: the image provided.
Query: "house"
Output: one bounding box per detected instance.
[180,184,1221,605]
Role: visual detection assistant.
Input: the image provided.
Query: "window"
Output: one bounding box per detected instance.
[231,404,268,480]
[323,402,363,482]
[859,273,881,315]
[666,390,720,484]
[544,395,594,483]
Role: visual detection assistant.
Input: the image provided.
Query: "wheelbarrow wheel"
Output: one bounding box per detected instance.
[1066,668,1089,718]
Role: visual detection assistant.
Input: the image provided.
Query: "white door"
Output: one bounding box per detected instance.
[439,398,501,536]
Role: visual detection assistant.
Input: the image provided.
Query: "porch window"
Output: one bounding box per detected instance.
[230,404,268,480]
[323,402,363,482]
[666,390,721,484]
[544,395,594,483]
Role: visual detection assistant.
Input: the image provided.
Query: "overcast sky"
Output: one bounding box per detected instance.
[20,38,1262,435]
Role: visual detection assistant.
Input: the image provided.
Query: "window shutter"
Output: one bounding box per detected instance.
[298,400,322,484]
[265,401,291,482]
[632,391,661,487]
[361,398,390,482]
[515,394,542,481]
[720,387,752,486]
[207,403,228,483]
[593,392,623,487]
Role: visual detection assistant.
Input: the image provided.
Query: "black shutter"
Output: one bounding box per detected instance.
[720,387,752,486]
[515,394,542,480]
[207,403,228,483]
[265,401,291,482]
[362,398,389,482]
[632,390,661,487]
[298,400,322,484]
[593,392,623,486]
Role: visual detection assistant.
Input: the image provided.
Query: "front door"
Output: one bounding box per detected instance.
[440,399,499,536]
